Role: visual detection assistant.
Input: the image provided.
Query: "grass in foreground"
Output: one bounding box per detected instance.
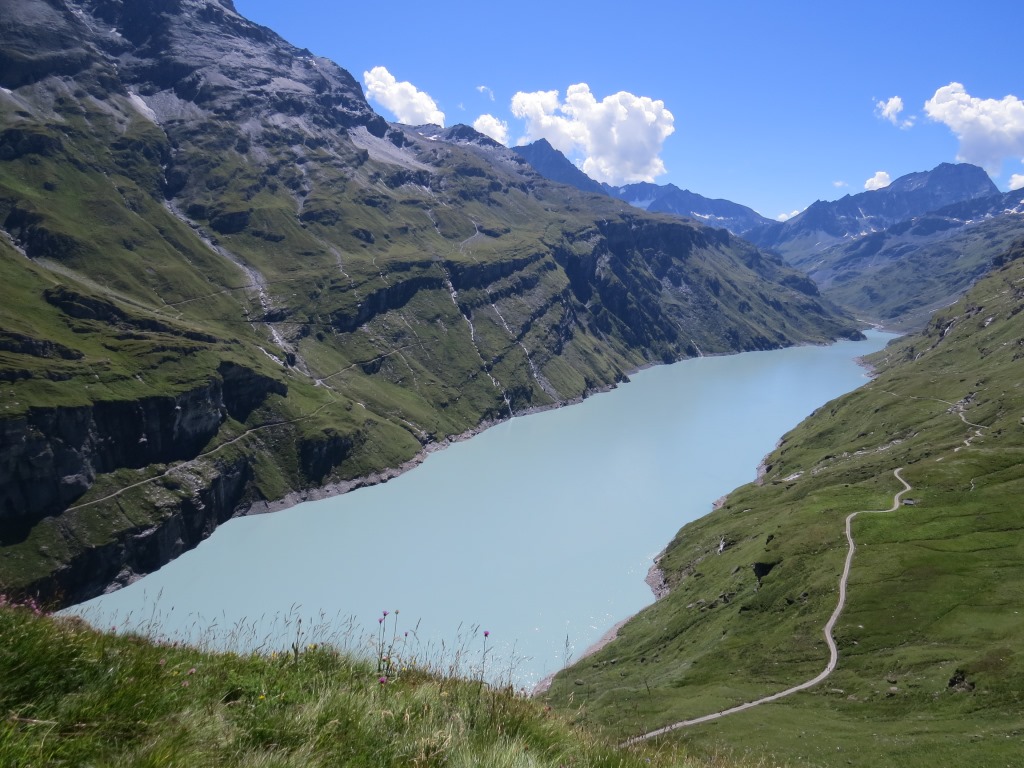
[0,599,768,768]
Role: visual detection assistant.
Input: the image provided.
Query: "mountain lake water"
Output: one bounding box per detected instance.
[68,331,895,690]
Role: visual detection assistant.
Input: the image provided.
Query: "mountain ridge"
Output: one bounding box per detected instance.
[604,181,772,236]
[746,162,1000,259]
[511,138,607,196]
[797,187,1024,328]
[510,138,773,236]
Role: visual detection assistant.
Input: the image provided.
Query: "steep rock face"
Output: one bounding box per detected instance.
[21,456,252,604]
[218,361,287,421]
[76,0,386,135]
[327,272,447,333]
[0,0,107,89]
[0,364,283,543]
[299,430,359,485]
[543,216,856,363]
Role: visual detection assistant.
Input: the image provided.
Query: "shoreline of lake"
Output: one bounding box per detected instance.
[73,332,896,691]
[530,342,889,696]
[240,338,855,523]
[238,381,620,520]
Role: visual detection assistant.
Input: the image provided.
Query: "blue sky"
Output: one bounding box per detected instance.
[235,0,1024,220]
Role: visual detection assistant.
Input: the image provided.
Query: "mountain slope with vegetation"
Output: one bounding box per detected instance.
[544,238,1024,766]
[0,0,861,605]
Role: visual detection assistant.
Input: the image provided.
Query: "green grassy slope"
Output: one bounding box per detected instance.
[543,240,1024,766]
[0,600,764,768]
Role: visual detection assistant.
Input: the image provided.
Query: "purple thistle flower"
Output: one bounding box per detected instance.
[379,676,388,684]
[484,630,490,638]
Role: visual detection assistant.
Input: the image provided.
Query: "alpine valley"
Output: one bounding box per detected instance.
[0,0,863,605]
[1,1,1023,767]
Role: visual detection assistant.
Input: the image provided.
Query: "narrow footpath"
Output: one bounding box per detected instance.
[623,468,913,746]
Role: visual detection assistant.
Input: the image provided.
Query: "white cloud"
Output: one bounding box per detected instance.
[363,66,445,127]
[777,210,801,222]
[476,85,495,101]
[1010,173,1024,191]
[510,83,675,185]
[833,180,848,188]
[875,96,915,129]
[924,82,1024,174]
[510,90,580,151]
[876,96,904,122]
[864,171,892,191]
[472,114,509,145]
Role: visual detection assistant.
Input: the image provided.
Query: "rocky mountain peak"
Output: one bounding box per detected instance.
[512,139,607,195]
[1,0,386,138]
[887,162,997,197]
[747,162,1001,261]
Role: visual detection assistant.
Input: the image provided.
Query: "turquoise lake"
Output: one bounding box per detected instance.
[69,331,894,689]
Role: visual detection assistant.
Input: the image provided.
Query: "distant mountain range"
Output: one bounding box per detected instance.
[745,162,1000,260]
[512,140,772,235]
[511,139,607,196]
[798,187,1024,328]
[511,141,1024,328]
[603,181,772,236]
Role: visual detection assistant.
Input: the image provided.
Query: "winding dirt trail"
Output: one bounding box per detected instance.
[622,468,913,746]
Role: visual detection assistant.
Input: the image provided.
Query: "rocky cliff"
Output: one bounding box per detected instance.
[0,362,283,541]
